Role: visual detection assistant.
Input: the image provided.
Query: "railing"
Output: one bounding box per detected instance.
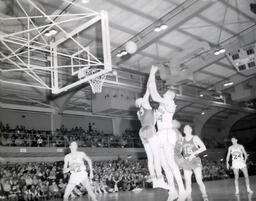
[0,132,143,148]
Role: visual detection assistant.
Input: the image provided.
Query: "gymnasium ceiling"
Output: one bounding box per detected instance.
[0,0,256,124]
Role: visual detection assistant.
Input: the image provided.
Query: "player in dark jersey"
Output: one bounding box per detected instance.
[182,125,208,201]
[226,137,253,195]
[136,89,168,189]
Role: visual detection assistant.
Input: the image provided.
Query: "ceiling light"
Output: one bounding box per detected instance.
[120,50,128,56]
[116,50,128,57]
[116,52,122,57]
[44,29,57,37]
[154,26,161,32]
[200,93,204,97]
[154,24,168,32]
[201,111,205,115]
[214,48,226,56]
[82,0,89,3]
[219,48,226,54]
[160,24,168,30]
[223,80,234,87]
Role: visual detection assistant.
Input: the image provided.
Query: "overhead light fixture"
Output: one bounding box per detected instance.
[200,93,204,97]
[214,47,226,56]
[116,50,128,57]
[223,80,234,87]
[82,0,89,3]
[154,23,168,32]
[44,29,57,37]
[160,24,168,30]
[116,52,122,57]
[201,111,205,115]
[154,26,161,32]
[120,50,128,56]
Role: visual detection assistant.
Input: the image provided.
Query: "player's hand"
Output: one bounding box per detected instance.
[188,153,195,161]
[226,164,230,169]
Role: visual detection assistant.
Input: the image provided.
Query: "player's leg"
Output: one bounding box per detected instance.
[81,176,98,201]
[163,137,185,196]
[233,168,240,194]
[240,166,253,193]
[63,183,76,201]
[184,169,193,199]
[149,136,162,179]
[159,145,177,196]
[193,167,208,200]
[143,142,157,185]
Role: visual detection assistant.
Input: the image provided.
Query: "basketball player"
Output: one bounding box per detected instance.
[182,125,208,201]
[147,65,186,198]
[63,141,97,201]
[135,89,168,189]
[226,137,253,195]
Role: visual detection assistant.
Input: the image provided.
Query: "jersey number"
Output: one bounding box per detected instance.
[184,146,193,155]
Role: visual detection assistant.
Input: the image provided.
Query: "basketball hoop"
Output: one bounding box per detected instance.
[78,68,106,93]
[89,74,106,93]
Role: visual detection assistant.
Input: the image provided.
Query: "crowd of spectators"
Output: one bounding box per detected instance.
[0,122,141,148]
[0,158,255,200]
[0,159,149,201]
[1,122,256,200]
[201,158,229,181]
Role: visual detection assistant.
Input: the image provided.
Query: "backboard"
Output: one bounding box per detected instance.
[0,0,111,95]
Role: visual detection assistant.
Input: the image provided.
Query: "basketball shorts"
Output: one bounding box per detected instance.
[232,159,246,169]
[174,153,186,169]
[69,171,88,185]
[183,157,202,171]
[158,128,177,147]
[139,125,156,144]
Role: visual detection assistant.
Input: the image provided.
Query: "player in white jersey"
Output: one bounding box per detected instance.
[226,137,253,195]
[63,141,97,201]
[147,65,186,198]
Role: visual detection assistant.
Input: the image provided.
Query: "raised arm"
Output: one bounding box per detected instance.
[141,88,152,110]
[147,66,165,104]
[226,147,231,169]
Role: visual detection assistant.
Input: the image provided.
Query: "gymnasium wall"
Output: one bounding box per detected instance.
[62,114,113,133]
[112,117,140,136]
[0,108,51,130]
[201,123,225,148]
[229,116,256,150]
[0,146,146,163]
[0,108,140,135]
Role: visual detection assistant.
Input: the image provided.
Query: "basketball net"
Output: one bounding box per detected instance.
[78,68,106,93]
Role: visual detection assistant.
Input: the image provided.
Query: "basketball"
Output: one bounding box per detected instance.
[125,41,137,54]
